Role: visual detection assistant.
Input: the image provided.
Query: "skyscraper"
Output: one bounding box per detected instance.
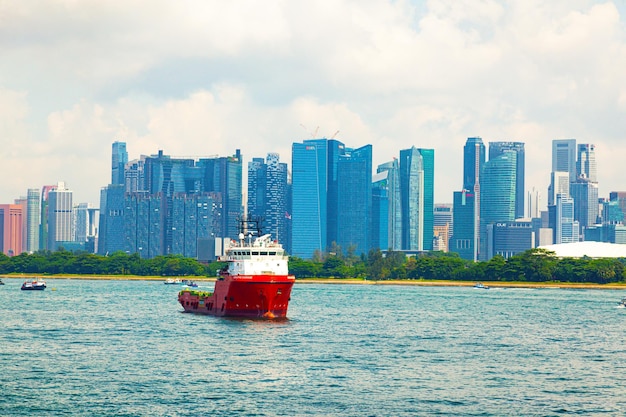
[480,151,517,260]
[337,145,372,255]
[570,179,599,229]
[556,193,579,244]
[372,171,389,251]
[552,139,577,183]
[576,143,596,182]
[47,182,73,251]
[291,139,345,259]
[112,141,128,186]
[247,153,290,253]
[376,159,401,250]
[399,147,424,251]
[489,142,525,219]
[26,188,40,253]
[418,148,435,250]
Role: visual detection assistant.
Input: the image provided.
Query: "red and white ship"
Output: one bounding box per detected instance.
[178,218,295,319]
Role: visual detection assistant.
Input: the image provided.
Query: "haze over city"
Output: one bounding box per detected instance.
[1,1,625,206]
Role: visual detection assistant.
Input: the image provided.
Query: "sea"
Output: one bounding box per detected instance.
[1,278,625,417]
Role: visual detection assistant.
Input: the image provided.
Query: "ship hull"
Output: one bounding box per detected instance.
[178,274,295,319]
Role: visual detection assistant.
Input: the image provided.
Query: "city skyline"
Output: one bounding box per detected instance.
[1,1,625,207]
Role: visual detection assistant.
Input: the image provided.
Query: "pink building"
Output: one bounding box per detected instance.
[0,204,24,256]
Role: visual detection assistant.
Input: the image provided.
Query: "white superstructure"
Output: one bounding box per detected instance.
[220,233,289,276]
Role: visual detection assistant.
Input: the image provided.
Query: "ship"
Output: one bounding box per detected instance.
[178,217,295,319]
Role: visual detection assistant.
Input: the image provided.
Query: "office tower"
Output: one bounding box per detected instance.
[527,187,541,219]
[47,182,73,251]
[552,139,577,182]
[418,148,435,250]
[570,179,599,229]
[555,193,579,243]
[39,185,56,250]
[487,221,534,260]
[171,194,216,258]
[451,189,476,261]
[463,137,486,191]
[26,188,40,253]
[434,204,452,252]
[372,171,389,250]
[377,160,401,251]
[291,139,345,259]
[489,142,525,218]
[247,158,267,219]
[98,184,126,255]
[198,150,243,240]
[124,193,163,258]
[74,202,98,252]
[337,145,372,255]
[548,171,570,206]
[247,153,290,252]
[14,196,27,253]
[0,204,23,256]
[399,146,434,251]
[480,151,517,260]
[577,144,596,182]
[112,141,128,185]
[125,157,145,193]
[463,137,485,259]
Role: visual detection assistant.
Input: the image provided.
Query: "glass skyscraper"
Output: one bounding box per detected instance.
[26,188,40,253]
[337,145,372,255]
[451,190,476,261]
[577,143,596,182]
[47,182,73,252]
[376,159,401,250]
[112,141,128,186]
[489,142,525,219]
[479,151,517,260]
[247,153,290,253]
[399,147,432,251]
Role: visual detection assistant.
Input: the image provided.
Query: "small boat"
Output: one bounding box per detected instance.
[0,278,4,285]
[618,298,626,308]
[164,278,182,285]
[474,282,490,290]
[182,280,198,287]
[21,280,46,291]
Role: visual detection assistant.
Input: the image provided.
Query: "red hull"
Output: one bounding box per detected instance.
[178,274,295,319]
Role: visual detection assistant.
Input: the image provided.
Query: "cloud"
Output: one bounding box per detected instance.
[0,0,625,209]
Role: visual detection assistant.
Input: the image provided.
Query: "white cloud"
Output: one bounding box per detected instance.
[0,0,625,208]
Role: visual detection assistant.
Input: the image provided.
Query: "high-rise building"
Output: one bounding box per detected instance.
[26,188,40,253]
[463,137,486,191]
[39,185,56,251]
[451,189,476,261]
[570,179,599,230]
[98,184,126,255]
[14,196,27,253]
[291,139,344,259]
[489,142,525,218]
[576,143,596,182]
[247,153,290,253]
[548,171,570,206]
[555,193,579,244]
[434,204,452,252]
[376,160,401,251]
[0,204,23,256]
[47,182,73,251]
[486,220,534,260]
[372,171,389,251]
[552,139,577,183]
[480,151,517,260]
[398,146,435,251]
[112,141,128,186]
[337,145,372,255]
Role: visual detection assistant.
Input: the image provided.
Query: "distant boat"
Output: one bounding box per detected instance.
[164,278,182,285]
[21,280,46,291]
[0,278,4,285]
[182,280,198,287]
[474,282,490,290]
[618,298,626,308]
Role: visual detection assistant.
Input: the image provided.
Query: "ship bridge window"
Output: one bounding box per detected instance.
[260,251,268,256]
[252,251,259,256]
[269,252,276,256]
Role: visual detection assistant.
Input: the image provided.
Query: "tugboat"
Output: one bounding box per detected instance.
[178,217,295,319]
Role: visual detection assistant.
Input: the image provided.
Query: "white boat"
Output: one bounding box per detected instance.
[164,278,182,285]
[474,282,490,290]
[618,298,626,308]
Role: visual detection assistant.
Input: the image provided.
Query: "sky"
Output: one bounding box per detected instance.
[1,0,625,209]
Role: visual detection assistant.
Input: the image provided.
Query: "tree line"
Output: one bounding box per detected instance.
[1,247,625,284]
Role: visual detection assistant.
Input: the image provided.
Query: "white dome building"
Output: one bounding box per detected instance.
[538,242,626,258]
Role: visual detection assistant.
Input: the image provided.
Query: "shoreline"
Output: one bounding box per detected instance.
[2,274,626,290]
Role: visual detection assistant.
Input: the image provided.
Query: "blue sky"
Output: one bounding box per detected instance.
[1,0,625,209]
